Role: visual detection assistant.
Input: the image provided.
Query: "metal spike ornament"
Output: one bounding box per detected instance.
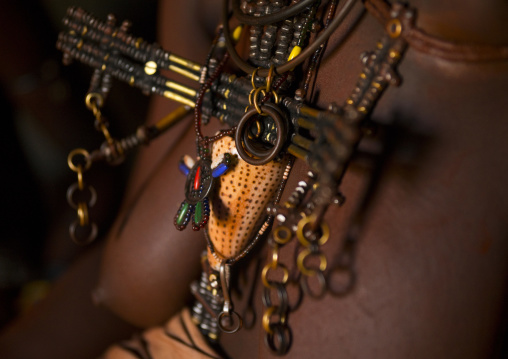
[174,153,236,231]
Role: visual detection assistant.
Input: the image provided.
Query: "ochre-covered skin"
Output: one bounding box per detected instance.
[206,136,287,270]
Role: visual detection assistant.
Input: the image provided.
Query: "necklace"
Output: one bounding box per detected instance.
[56,0,508,355]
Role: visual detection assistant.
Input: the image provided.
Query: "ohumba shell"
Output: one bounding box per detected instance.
[207,136,287,270]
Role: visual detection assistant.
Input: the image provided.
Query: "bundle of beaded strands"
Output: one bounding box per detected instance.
[55,0,508,356]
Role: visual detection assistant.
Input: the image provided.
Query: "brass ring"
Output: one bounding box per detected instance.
[261,262,289,288]
[262,306,276,334]
[271,89,280,104]
[386,18,402,38]
[248,87,266,109]
[251,67,260,90]
[77,169,84,190]
[85,92,104,110]
[296,214,330,247]
[270,246,279,264]
[77,202,89,226]
[265,64,275,93]
[262,306,286,334]
[297,248,327,276]
[253,86,267,115]
[273,225,292,245]
[68,148,92,172]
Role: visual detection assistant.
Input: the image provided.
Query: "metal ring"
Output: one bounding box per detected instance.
[271,89,280,104]
[286,279,304,312]
[255,119,263,137]
[77,202,89,226]
[242,306,256,329]
[242,122,272,158]
[217,310,242,334]
[270,246,279,264]
[264,323,292,355]
[273,225,292,245]
[252,87,281,114]
[297,248,327,276]
[235,104,287,166]
[243,102,286,159]
[262,262,289,288]
[386,18,402,38]
[251,67,260,89]
[262,283,289,313]
[248,87,266,108]
[85,92,104,109]
[262,306,287,334]
[265,64,275,93]
[77,170,84,190]
[67,148,92,172]
[252,86,268,115]
[300,270,327,299]
[296,214,330,247]
[66,182,97,209]
[327,265,356,297]
[69,220,98,245]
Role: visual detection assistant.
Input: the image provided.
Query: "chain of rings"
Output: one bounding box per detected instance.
[261,170,335,354]
[235,65,289,166]
[295,214,330,298]
[66,148,98,245]
[247,65,280,115]
[65,92,127,244]
[85,93,113,145]
[261,230,292,354]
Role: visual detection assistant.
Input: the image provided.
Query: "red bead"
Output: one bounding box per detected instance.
[193,166,201,190]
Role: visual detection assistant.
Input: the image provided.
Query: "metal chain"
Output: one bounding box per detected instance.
[66,148,98,244]
[261,243,291,355]
[295,214,329,298]
[85,92,126,165]
[260,170,316,355]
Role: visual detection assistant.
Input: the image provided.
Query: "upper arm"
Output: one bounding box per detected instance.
[95,0,220,328]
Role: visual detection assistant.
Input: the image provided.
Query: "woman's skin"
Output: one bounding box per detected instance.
[98,0,508,357]
[1,0,508,358]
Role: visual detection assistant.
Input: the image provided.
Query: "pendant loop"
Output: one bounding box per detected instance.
[235,103,287,165]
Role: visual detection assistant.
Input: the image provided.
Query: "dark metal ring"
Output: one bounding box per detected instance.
[66,182,97,209]
[327,265,357,297]
[300,270,327,299]
[262,282,289,313]
[69,220,98,245]
[241,306,257,329]
[242,124,272,158]
[264,323,292,356]
[235,103,287,166]
[218,310,243,334]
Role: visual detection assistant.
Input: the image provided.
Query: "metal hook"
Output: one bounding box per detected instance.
[217,262,243,333]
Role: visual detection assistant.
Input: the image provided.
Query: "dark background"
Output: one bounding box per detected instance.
[0,0,158,328]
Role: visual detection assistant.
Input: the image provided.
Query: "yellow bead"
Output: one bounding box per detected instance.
[288,46,302,61]
[233,26,243,42]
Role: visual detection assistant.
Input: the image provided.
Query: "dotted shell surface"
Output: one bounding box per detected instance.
[207,136,287,270]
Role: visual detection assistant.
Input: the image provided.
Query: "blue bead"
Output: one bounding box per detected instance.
[212,163,229,178]
[179,161,190,176]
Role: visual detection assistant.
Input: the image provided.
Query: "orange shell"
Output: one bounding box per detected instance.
[206,136,287,270]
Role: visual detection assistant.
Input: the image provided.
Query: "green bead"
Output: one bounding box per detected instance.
[176,202,190,226]
[194,201,203,224]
